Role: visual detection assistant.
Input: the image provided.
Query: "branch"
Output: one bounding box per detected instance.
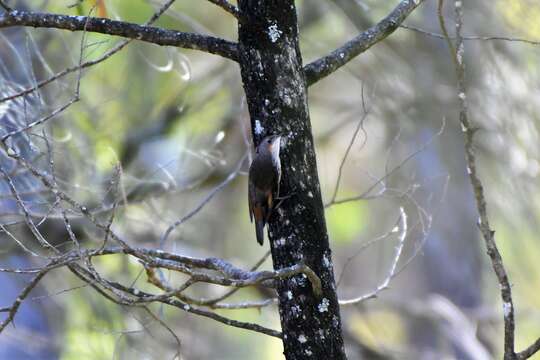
[160,152,248,246]
[517,338,540,360]
[438,1,529,359]
[0,1,12,12]
[0,0,178,104]
[401,24,540,46]
[340,207,407,305]
[0,10,238,61]
[328,85,369,204]
[326,118,445,208]
[0,270,48,333]
[69,263,283,338]
[304,0,425,86]
[206,0,240,18]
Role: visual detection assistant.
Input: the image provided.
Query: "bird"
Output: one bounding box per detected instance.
[248,135,282,245]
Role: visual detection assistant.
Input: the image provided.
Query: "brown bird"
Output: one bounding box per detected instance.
[248,135,282,245]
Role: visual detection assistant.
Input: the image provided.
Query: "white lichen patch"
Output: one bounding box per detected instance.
[457,43,464,64]
[318,298,330,313]
[287,291,293,300]
[254,119,264,135]
[268,24,283,43]
[298,334,307,343]
[307,191,314,198]
[283,94,292,106]
[291,304,301,317]
[503,302,512,318]
[323,254,330,267]
[305,349,313,356]
[275,237,286,247]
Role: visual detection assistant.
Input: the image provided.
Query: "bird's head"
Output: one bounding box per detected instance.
[257,135,282,160]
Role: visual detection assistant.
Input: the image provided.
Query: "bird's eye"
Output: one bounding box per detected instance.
[267,139,272,143]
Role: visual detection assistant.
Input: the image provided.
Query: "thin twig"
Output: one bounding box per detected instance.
[329,85,369,204]
[340,207,407,305]
[0,270,48,333]
[160,152,248,246]
[336,214,402,288]
[206,0,240,18]
[401,24,540,46]
[142,307,182,359]
[0,0,178,104]
[327,118,445,207]
[304,0,425,85]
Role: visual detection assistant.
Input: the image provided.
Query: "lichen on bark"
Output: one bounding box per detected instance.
[237,1,347,358]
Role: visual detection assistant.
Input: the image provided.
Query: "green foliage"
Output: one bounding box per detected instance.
[326,199,368,244]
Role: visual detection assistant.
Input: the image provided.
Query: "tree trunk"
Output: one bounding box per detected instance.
[237,1,347,359]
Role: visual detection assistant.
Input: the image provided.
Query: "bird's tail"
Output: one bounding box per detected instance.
[255,220,265,246]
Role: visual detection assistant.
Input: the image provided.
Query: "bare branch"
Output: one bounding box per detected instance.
[160,152,248,246]
[71,257,283,338]
[0,0,178,104]
[438,1,532,358]
[0,166,56,251]
[449,0,517,356]
[340,207,407,305]
[1,97,79,142]
[0,10,239,61]
[0,1,12,12]
[401,24,540,46]
[328,85,369,204]
[206,0,240,18]
[142,307,182,358]
[327,118,445,207]
[517,338,540,360]
[198,250,271,306]
[304,0,425,86]
[336,214,403,288]
[0,270,48,333]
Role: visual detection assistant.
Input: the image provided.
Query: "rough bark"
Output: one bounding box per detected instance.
[0,10,238,60]
[237,1,346,359]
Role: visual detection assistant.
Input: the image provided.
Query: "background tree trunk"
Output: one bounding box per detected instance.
[237,1,347,359]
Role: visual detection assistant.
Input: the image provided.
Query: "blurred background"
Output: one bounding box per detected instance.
[1,0,539,359]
